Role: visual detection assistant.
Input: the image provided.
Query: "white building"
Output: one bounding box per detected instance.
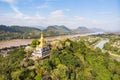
[32,33,50,58]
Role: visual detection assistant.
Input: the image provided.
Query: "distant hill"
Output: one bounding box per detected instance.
[0,25,19,32]
[0,25,100,41]
[91,28,105,32]
[0,25,41,40]
[35,26,46,30]
[10,26,41,33]
[44,25,71,36]
[0,25,73,40]
[73,26,93,34]
[0,25,41,33]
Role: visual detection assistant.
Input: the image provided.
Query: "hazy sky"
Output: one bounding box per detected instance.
[0,0,120,31]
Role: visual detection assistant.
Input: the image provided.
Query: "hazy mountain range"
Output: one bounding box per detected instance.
[0,25,104,40]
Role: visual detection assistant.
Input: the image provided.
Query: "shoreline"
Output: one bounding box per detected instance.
[0,32,104,49]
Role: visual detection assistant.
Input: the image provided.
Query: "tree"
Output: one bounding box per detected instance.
[51,64,68,80]
[30,39,40,48]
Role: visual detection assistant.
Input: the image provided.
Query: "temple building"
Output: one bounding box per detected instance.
[32,33,50,58]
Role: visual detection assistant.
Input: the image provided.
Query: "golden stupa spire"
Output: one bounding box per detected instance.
[39,32,44,48]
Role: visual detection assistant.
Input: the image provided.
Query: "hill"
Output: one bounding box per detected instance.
[44,25,71,36]
[0,25,19,32]
[73,26,93,34]
[0,25,41,40]
[0,25,102,41]
[91,28,105,32]
[34,26,46,30]
[0,25,73,40]
[0,38,120,80]
[11,26,41,33]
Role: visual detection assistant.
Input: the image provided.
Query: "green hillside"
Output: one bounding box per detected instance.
[0,25,96,41]
[44,25,71,36]
[0,39,120,80]
[11,26,41,33]
[0,25,41,41]
[73,26,93,34]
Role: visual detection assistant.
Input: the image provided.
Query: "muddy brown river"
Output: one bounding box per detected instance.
[0,35,71,49]
[0,32,104,49]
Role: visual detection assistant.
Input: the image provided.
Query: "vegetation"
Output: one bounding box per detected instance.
[0,25,42,41]
[0,25,95,41]
[104,36,120,55]
[0,38,120,80]
[30,39,40,48]
[73,26,92,34]
[44,25,71,37]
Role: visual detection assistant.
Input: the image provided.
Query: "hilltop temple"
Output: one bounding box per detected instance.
[32,33,50,58]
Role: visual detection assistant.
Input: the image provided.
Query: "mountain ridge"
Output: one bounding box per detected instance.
[43,25,71,36]
[72,26,93,34]
[0,24,104,41]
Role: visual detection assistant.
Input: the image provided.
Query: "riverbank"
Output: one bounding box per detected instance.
[94,39,120,62]
[0,39,33,49]
[0,32,104,49]
[94,39,109,49]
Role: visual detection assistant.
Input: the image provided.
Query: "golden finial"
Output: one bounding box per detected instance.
[39,32,44,48]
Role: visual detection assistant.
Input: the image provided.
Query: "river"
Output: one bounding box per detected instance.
[94,39,109,49]
[95,39,120,62]
[0,32,104,49]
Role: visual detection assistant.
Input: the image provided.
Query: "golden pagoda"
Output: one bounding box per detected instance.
[32,32,50,58]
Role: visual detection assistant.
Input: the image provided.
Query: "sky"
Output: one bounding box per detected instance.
[0,0,120,31]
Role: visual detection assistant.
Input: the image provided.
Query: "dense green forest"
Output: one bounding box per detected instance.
[0,39,120,80]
